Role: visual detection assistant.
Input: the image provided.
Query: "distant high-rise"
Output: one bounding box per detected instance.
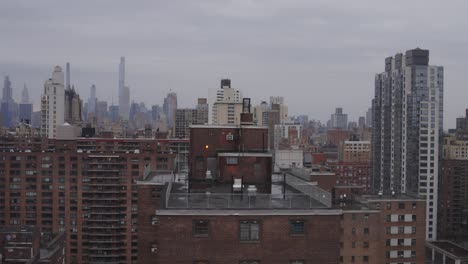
[1,76,18,127]
[365,107,372,127]
[163,92,177,129]
[270,96,289,123]
[19,84,32,124]
[21,84,29,104]
[212,79,243,125]
[66,62,71,88]
[41,66,65,138]
[88,84,97,114]
[96,101,109,123]
[64,86,83,125]
[372,48,443,241]
[109,104,120,123]
[358,116,365,128]
[118,57,130,120]
[2,75,13,103]
[330,108,348,129]
[195,98,209,125]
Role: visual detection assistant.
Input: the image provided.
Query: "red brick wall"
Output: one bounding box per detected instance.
[218,156,272,185]
[154,214,341,264]
[327,129,351,147]
[189,127,269,180]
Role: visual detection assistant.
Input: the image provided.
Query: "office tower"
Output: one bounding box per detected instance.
[21,84,29,104]
[151,105,161,121]
[41,66,65,138]
[270,96,289,123]
[163,92,177,129]
[109,104,120,122]
[18,84,32,124]
[66,62,71,88]
[174,108,197,138]
[358,116,365,128]
[87,84,97,114]
[2,75,13,102]
[64,86,83,125]
[195,98,209,125]
[254,101,269,126]
[366,107,372,127]
[212,79,243,125]
[330,107,348,129]
[118,56,130,120]
[1,75,18,127]
[372,48,443,240]
[96,100,108,123]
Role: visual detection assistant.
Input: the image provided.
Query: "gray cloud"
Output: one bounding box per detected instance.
[1,0,467,127]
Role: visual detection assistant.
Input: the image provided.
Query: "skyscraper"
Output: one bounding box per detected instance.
[212,79,243,125]
[372,48,443,240]
[118,57,130,120]
[64,86,83,125]
[66,62,71,89]
[1,76,18,127]
[19,84,32,124]
[330,107,348,129]
[88,84,97,114]
[195,98,209,125]
[41,66,65,138]
[163,92,177,129]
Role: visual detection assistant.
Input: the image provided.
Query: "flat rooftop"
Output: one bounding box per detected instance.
[165,174,329,210]
[428,241,468,259]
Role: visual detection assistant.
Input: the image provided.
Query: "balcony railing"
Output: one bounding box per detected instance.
[166,193,328,209]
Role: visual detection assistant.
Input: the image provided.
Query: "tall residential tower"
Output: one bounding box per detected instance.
[372,48,444,240]
[118,57,130,120]
[41,66,65,138]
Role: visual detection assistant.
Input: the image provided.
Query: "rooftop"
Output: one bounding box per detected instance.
[427,241,468,259]
[164,174,331,210]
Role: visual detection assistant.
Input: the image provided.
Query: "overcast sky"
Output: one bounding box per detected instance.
[1,0,467,128]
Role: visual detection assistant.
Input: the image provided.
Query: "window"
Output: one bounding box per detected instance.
[239,261,260,264]
[363,256,369,262]
[398,202,405,209]
[387,202,392,210]
[352,242,356,248]
[290,261,304,264]
[194,261,209,264]
[363,241,369,248]
[240,221,260,241]
[290,220,305,235]
[363,228,369,235]
[226,157,238,165]
[351,228,356,235]
[351,256,355,262]
[193,220,209,237]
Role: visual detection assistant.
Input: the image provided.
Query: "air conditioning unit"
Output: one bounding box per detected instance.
[151,244,158,254]
[151,216,159,225]
[226,133,234,141]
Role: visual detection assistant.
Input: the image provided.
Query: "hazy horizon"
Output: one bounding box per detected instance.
[1,0,467,128]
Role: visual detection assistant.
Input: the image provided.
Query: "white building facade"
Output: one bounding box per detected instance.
[41,66,65,139]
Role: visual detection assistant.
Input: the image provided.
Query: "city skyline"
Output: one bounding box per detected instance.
[1,1,468,128]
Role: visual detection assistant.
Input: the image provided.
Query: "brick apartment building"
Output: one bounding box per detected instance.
[0,226,65,264]
[0,136,181,264]
[132,123,426,264]
[439,113,468,241]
